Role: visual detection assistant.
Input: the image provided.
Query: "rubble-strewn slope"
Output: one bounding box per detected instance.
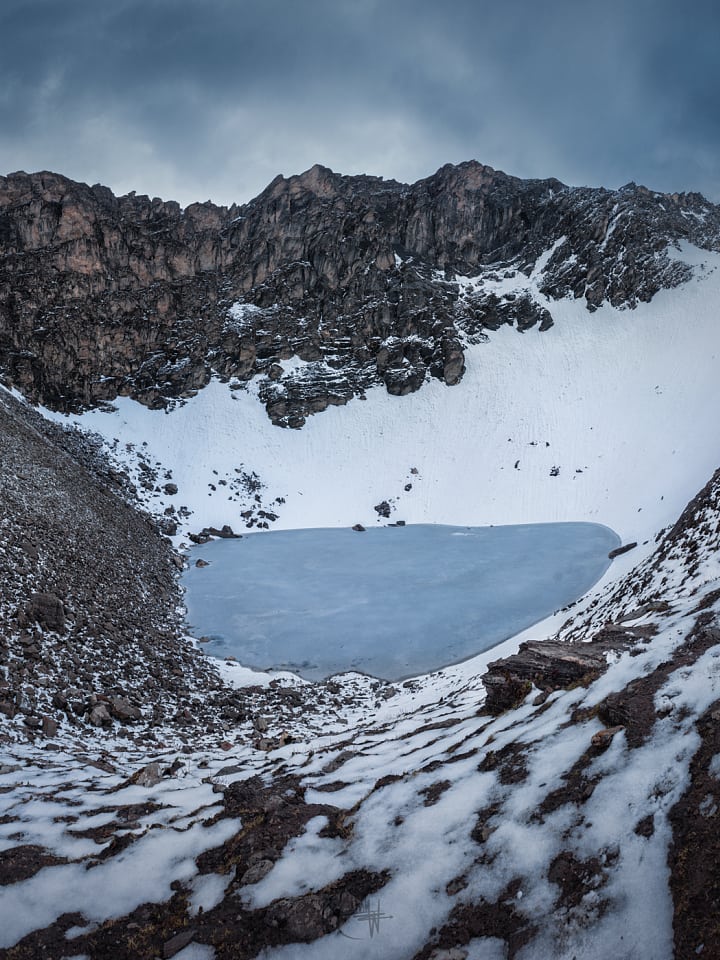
[0,387,225,733]
[2,162,719,425]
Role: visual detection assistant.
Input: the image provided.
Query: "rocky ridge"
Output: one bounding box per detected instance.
[1,162,719,426]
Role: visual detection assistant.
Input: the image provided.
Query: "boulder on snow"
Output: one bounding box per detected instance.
[41,715,58,738]
[188,531,211,544]
[483,630,641,715]
[129,761,163,788]
[205,525,241,539]
[608,542,638,559]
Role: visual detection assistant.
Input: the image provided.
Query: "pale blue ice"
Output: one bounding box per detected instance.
[183,523,620,681]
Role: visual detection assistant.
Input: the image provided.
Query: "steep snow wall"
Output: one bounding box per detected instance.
[43,244,720,549]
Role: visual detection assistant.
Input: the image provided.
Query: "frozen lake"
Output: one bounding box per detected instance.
[183,523,620,681]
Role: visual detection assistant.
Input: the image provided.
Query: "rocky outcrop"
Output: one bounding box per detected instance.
[1,162,718,426]
[482,627,643,714]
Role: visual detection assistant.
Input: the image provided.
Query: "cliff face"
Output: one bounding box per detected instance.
[1,161,719,425]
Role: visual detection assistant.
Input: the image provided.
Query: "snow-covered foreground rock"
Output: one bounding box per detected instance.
[2,465,720,959]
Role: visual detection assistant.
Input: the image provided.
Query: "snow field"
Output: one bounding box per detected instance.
[41,244,720,553]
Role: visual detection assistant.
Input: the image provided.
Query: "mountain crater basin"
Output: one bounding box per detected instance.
[183,522,620,681]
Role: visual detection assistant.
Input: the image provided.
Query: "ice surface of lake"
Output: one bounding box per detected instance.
[184,523,619,681]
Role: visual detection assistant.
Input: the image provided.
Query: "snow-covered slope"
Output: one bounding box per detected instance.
[3,465,720,959]
[45,241,720,553]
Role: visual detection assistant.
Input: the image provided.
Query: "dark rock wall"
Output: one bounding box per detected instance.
[1,162,718,425]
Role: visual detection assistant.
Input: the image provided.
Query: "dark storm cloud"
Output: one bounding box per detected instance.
[1,0,719,205]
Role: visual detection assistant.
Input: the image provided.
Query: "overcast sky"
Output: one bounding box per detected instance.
[1,0,718,207]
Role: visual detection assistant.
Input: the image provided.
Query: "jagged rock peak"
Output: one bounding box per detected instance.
[1,161,719,426]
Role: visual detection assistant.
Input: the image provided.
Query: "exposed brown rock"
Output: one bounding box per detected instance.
[0,844,67,884]
[608,541,638,559]
[2,163,716,427]
[107,696,142,723]
[482,627,641,715]
[162,928,196,958]
[548,850,608,909]
[419,779,452,806]
[27,592,65,632]
[669,700,720,959]
[478,741,529,784]
[590,724,625,752]
[596,622,720,748]
[412,879,536,960]
[41,715,58,738]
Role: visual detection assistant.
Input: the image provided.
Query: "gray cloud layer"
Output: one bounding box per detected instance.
[1,0,718,206]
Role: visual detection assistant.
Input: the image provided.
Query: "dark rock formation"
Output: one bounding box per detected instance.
[483,627,643,714]
[608,541,638,559]
[1,162,718,426]
[27,592,65,632]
